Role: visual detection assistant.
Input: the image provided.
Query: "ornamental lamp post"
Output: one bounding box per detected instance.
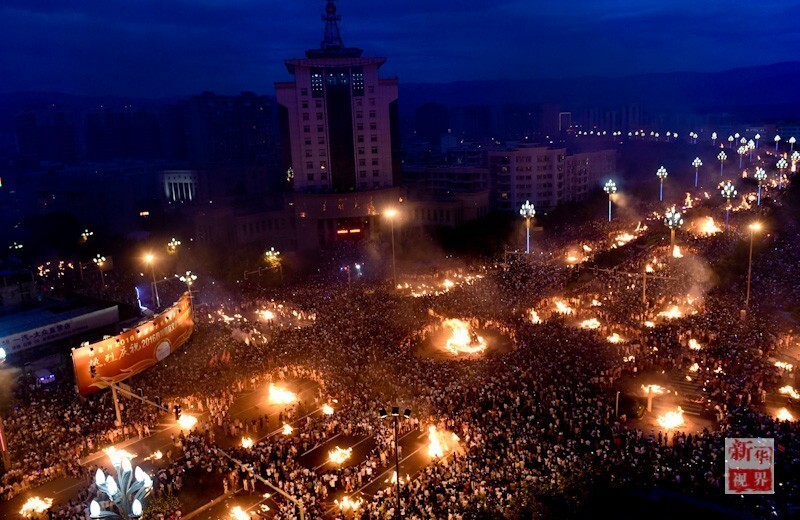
[755,133,761,149]
[728,135,734,149]
[720,182,737,231]
[89,454,152,519]
[166,238,181,254]
[692,157,702,187]
[753,167,767,206]
[81,229,94,243]
[718,151,727,176]
[776,157,788,190]
[737,146,747,169]
[790,136,796,151]
[748,139,755,162]
[379,407,412,520]
[775,135,781,152]
[663,206,684,248]
[744,222,762,316]
[712,132,718,146]
[93,254,106,287]
[604,180,617,222]
[519,200,536,254]
[656,166,668,201]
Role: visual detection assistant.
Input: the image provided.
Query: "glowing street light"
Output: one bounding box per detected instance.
[90,452,152,519]
[692,157,702,187]
[744,222,762,316]
[775,134,781,152]
[80,229,94,243]
[776,157,788,190]
[712,132,717,146]
[663,206,684,248]
[93,254,106,287]
[790,136,796,151]
[143,253,160,309]
[753,167,767,206]
[604,179,617,222]
[718,151,727,176]
[9,242,23,251]
[167,237,181,254]
[656,166,668,201]
[748,139,755,161]
[720,182,737,231]
[519,200,536,254]
[384,209,399,286]
[755,133,761,148]
[737,145,747,169]
[728,135,734,149]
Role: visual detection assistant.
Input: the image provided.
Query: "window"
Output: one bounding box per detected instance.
[315,100,322,109]
[372,169,379,177]
[311,70,324,97]
[357,135,364,143]
[318,137,325,145]
[320,172,327,180]
[371,159,378,166]
[368,86,375,93]
[370,123,376,131]
[306,161,313,169]
[307,173,314,181]
[305,139,312,146]
[358,147,364,155]
[316,112,323,120]
[357,124,364,131]
[370,135,377,143]
[301,88,308,96]
[369,110,376,118]
[359,171,366,178]
[356,111,363,119]
[302,113,309,121]
[359,159,366,166]
[305,150,313,158]
[371,146,378,154]
[320,161,327,170]
[355,98,363,107]
[303,125,310,133]
[369,98,376,106]
[302,101,308,109]
[317,125,324,133]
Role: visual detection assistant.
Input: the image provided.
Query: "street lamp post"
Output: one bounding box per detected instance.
[718,151,727,176]
[737,146,747,169]
[728,135,734,149]
[692,157,702,188]
[144,254,160,309]
[379,407,411,520]
[93,254,106,287]
[712,132,717,146]
[384,210,398,286]
[790,136,796,152]
[604,180,617,222]
[776,157,788,190]
[656,166,668,201]
[775,135,781,152]
[167,238,181,254]
[81,229,94,243]
[720,182,737,231]
[748,139,755,162]
[754,167,767,206]
[89,453,153,519]
[178,271,197,313]
[265,247,283,282]
[663,206,684,248]
[744,222,762,316]
[519,200,536,254]
[755,133,760,149]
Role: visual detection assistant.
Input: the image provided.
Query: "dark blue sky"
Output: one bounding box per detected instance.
[1,0,799,97]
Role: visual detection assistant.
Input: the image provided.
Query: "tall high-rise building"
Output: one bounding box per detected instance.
[276,0,400,193]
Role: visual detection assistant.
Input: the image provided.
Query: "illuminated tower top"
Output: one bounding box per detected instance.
[306,0,363,59]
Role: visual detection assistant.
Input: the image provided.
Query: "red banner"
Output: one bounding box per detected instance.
[72,293,194,395]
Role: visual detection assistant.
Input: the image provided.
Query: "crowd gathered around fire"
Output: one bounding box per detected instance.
[3,171,800,520]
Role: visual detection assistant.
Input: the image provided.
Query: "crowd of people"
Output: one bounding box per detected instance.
[2,166,800,520]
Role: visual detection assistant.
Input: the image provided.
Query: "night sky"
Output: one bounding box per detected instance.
[1,0,799,97]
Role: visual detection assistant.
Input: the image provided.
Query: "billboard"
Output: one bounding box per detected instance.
[72,293,194,395]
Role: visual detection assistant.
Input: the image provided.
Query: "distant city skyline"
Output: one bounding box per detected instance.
[2,0,800,97]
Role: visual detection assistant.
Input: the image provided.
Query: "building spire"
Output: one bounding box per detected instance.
[306,0,362,58]
[321,0,344,51]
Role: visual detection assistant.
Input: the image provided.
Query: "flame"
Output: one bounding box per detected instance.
[259,309,275,321]
[441,318,487,355]
[684,192,693,208]
[566,255,579,263]
[689,363,700,372]
[672,245,683,258]
[775,361,794,372]
[645,264,654,273]
[657,407,685,429]
[644,321,655,328]
[591,299,602,307]
[642,384,666,395]
[328,446,353,465]
[178,415,198,430]
[554,300,574,315]
[427,425,460,458]
[776,408,794,421]
[582,244,593,252]
[322,404,335,415]
[386,471,410,485]
[269,383,298,405]
[607,333,623,343]
[336,496,364,511]
[143,450,163,461]
[696,217,722,235]
[20,497,53,517]
[529,309,541,324]
[230,506,250,520]
[657,306,683,319]
[688,339,702,351]
[241,437,254,449]
[104,446,137,466]
[282,423,294,435]
[579,318,601,330]
[614,232,635,246]
[623,355,635,363]
[443,279,454,289]
[778,386,800,400]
